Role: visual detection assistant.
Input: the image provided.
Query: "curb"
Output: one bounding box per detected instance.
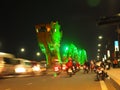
[109,76,120,90]
[106,69,120,89]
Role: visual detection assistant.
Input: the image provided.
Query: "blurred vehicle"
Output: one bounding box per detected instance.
[53,64,61,75]
[96,61,101,66]
[39,60,47,72]
[65,59,75,76]
[61,63,67,71]
[0,52,16,77]
[53,59,61,75]
[112,58,118,68]
[76,62,80,71]
[67,67,73,77]
[29,61,41,75]
[83,65,89,73]
[104,60,111,70]
[14,58,33,75]
[96,66,105,81]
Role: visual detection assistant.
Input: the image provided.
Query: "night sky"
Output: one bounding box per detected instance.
[0,0,120,60]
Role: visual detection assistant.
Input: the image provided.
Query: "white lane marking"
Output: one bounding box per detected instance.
[100,81,108,90]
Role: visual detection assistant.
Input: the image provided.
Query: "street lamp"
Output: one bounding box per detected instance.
[98,44,101,47]
[98,49,100,52]
[98,35,103,40]
[18,48,25,58]
[97,35,103,61]
[21,48,25,52]
[36,52,41,61]
[36,52,40,56]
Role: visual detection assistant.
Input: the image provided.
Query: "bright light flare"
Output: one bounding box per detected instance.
[15,67,26,73]
[32,65,40,72]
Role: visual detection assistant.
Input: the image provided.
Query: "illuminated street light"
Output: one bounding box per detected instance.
[98,36,103,40]
[21,48,25,52]
[98,49,100,52]
[97,36,103,60]
[36,52,40,56]
[98,44,101,47]
[17,48,26,58]
[107,50,110,58]
[97,55,100,59]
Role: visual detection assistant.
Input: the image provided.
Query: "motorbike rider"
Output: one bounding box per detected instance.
[53,60,61,75]
[83,61,90,73]
[72,60,77,72]
[76,62,80,71]
[95,65,106,81]
[90,60,95,72]
[66,57,73,72]
[100,61,105,69]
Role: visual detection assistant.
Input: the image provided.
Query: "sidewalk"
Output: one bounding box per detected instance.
[105,68,120,86]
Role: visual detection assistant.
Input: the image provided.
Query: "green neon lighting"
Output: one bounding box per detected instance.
[50,21,62,63]
[39,43,46,53]
[62,43,87,65]
[36,21,87,67]
[78,49,87,65]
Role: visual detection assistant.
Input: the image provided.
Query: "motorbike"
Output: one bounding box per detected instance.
[67,67,73,77]
[61,64,67,71]
[83,65,89,73]
[96,67,105,81]
[72,66,76,74]
[105,63,110,70]
[53,65,61,75]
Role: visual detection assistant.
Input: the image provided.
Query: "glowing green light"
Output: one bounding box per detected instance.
[50,21,62,63]
[65,47,68,50]
[39,43,46,53]
[79,49,87,65]
[62,43,87,65]
[36,21,62,66]
[36,21,87,67]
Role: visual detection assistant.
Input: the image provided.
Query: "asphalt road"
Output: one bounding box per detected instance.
[0,70,118,90]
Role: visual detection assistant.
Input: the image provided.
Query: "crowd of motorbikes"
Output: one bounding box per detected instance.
[53,59,110,80]
[53,59,80,77]
[83,60,110,81]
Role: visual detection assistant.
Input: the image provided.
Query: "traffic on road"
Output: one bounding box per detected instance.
[0,53,120,90]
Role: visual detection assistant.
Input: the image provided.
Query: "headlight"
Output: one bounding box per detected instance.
[15,67,26,73]
[32,66,40,71]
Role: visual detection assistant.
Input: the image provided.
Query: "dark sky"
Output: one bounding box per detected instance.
[0,0,120,60]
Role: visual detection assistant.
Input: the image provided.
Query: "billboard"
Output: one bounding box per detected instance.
[114,41,119,51]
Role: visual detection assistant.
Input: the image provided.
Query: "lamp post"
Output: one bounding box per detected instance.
[21,48,25,52]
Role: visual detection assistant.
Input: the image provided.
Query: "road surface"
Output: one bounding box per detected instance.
[0,70,118,90]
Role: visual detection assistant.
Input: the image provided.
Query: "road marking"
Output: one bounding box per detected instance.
[100,81,108,90]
